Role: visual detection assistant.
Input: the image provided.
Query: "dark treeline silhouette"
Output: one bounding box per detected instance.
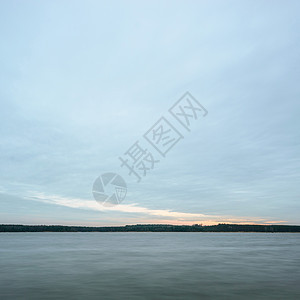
[1,224,300,232]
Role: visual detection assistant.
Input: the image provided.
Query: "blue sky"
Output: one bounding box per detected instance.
[0,0,299,225]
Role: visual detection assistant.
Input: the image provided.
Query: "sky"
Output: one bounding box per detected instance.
[0,0,299,226]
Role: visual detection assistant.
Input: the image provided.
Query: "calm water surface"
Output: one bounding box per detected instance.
[0,233,299,299]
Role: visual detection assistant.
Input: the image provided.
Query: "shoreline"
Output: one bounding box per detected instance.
[1,224,300,233]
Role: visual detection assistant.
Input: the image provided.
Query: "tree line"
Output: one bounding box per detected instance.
[1,224,300,232]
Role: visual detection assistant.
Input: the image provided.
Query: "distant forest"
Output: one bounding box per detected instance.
[1,224,300,232]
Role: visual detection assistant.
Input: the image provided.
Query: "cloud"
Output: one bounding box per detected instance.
[25,191,284,225]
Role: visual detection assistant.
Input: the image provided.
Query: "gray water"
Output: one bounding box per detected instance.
[0,233,299,300]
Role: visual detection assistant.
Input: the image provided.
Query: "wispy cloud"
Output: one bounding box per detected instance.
[25,191,284,225]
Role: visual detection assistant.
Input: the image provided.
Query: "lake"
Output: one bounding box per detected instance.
[0,233,299,299]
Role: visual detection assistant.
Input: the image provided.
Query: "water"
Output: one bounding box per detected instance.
[0,233,299,299]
